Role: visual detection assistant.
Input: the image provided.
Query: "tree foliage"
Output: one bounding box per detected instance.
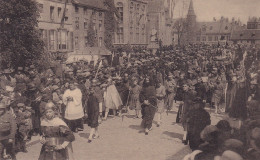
[0,0,45,69]
[103,0,119,50]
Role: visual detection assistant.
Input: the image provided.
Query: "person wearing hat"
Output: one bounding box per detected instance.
[0,102,17,160]
[214,150,243,160]
[185,97,211,151]
[62,81,84,133]
[39,102,75,160]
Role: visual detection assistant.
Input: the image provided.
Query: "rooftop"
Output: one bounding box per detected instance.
[72,0,106,11]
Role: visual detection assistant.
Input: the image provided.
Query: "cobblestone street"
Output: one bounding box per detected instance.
[17,106,223,160]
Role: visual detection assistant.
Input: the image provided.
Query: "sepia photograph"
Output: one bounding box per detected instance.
[1,0,260,159]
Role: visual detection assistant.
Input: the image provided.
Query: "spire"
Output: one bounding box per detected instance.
[187,0,195,16]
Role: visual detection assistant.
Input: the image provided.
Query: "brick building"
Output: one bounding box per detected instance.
[231,17,260,46]
[114,0,148,46]
[72,0,106,54]
[36,0,74,53]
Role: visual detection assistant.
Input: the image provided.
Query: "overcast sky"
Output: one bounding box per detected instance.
[172,0,260,24]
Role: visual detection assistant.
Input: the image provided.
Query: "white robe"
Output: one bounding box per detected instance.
[104,84,122,109]
[62,88,84,120]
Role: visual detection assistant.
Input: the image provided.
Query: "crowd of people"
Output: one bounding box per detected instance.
[1,43,260,160]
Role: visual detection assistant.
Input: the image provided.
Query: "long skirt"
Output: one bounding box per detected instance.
[65,118,83,132]
[141,105,157,129]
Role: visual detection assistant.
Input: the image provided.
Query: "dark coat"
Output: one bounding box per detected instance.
[186,108,211,150]
[229,84,248,120]
[87,93,99,128]
[140,85,157,129]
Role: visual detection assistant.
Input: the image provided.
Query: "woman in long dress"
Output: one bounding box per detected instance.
[103,77,123,120]
[140,78,157,135]
[39,102,75,160]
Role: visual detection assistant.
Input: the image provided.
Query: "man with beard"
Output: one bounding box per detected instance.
[140,78,157,135]
[62,81,84,133]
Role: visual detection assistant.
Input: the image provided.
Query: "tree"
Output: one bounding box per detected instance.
[0,0,45,69]
[103,0,119,50]
[87,16,98,47]
[173,18,186,45]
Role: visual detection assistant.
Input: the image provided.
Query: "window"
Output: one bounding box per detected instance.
[196,36,200,41]
[84,8,88,15]
[50,6,54,20]
[208,36,212,41]
[98,37,102,47]
[92,10,96,17]
[116,2,123,22]
[117,27,124,43]
[58,7,62,18]
[58,29,67,50]
[202,27,206,32]
[202,36,206,41]
[41,30,48,46]
[49,30,55,50]
[225,26,228,30]
[64,17,68,22]
[99,20,102,31]
[75,36,79,49]
[75,5,79,13]
[99,12,103,18]
[130,32,134,43]
[84,19,88,29]
[220,35,225,40]
[75,17,79,30]
[215,36,218,41]
[38,3,43,13]
[85,36,88,47]
[137,4,140,10]
[130,2,134,9]
[141,5,145,11]
[210,26,213,30]
[136,33,139,43]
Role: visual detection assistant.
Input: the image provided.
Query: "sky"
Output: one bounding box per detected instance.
[172,0,260,24]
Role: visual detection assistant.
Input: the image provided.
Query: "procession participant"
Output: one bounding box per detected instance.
[129,78,142,118]
[86,87,100,143]
[229,77,248,121]
[155,80,166,127]
[181,82,196,144]
[165,73,177,111]
[212,78,225,114]
[140,77,157,135]
[91,79,104,122]
[38,102,75,160]
[62,81,84,133]
[115,76,129,115]
[0,102,17,160]
[186,97,211,150]
[25,83,41,136]
[103,77,123,120]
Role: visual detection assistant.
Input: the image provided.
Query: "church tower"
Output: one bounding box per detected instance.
[186,0,197,43]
